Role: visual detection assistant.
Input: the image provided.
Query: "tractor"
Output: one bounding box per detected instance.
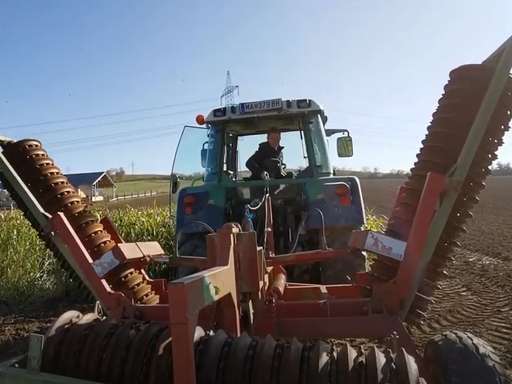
[171,98,366,283]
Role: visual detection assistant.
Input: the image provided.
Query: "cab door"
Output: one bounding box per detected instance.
[170,125,209,206]
[170,125,224,237]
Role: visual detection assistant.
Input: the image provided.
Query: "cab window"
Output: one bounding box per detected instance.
[235,130,308,180]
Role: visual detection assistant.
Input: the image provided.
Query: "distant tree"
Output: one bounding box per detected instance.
[179,171,203,180]
[115,167,126,181]
[332,167,407,179]
[492,162,512,176]
[389,169,407,178]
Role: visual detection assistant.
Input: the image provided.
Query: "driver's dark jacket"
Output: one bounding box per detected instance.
[246,142,284,178]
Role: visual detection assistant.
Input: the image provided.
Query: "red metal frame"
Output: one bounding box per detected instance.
[373,172,446,314]
[50,213,170,321]
[46,171,447,382]
[266,248,351,266]
[168,224,240,384]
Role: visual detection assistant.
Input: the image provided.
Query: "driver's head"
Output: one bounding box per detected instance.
[267,128,281,149]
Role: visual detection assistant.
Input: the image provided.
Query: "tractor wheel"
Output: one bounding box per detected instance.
[288,227,367,284]
[319,249,367,284]
[320,227,367,284]
[423,331,507,384]
[170,234,206,279]
[178,234,207,257]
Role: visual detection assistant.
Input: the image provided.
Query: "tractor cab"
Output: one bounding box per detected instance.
[171,98,366,281]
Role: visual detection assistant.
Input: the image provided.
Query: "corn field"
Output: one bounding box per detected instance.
[98,206,175,256]
[0,206,385,305]
[0,206,175,305]
[0,210,64,303]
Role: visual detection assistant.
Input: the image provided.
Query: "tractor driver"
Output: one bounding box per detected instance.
[246,128,290,179]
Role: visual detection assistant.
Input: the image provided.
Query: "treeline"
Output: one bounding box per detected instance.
[491,162,512,176]
[174,164,512,180]
[337,164,512,178]
[176,168,410,179]
[106,169,171,182]
[334,167,409,179]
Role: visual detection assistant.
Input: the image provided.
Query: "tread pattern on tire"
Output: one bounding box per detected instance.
[424,330,507,384]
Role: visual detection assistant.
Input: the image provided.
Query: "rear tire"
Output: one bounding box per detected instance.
[319,226,367,284]
[423,331,506,384]
[178,234,206,257]
[319,250,367,284]
[170,234,206,280]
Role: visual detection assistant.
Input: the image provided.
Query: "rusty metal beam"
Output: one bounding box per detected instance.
[266,248,349,266]
[168,224,241,384]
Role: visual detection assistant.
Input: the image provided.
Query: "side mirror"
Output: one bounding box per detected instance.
[170,174,179,194]
[337,135,353,157]
[200,141,208,168]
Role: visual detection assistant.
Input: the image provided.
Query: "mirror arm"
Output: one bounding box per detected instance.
[325,129,350,137]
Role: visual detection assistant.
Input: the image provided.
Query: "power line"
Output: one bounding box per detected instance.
[49,130,180,154]
[28,105,207,136]
[0,98,216,130]
[45,115,423,150]
[48,127,419,156]
[45,108,200,135]
[48,123,185,148]
[46,120,421,151]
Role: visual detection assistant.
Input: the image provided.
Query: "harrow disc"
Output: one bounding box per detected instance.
[41,312,425,384]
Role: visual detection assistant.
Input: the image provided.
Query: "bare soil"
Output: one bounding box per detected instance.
[0,298,92,361]
[361,176,512,377]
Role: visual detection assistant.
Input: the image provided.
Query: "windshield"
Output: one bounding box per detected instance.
[236,131,308,179]
[205,112,332,180]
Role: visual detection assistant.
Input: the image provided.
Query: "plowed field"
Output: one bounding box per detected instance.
[362,176,512,377]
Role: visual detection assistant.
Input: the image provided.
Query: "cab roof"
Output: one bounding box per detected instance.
[205,98,324,122]
[204,98,327,135]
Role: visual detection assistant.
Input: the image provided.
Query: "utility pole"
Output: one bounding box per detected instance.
[220,70,239,106]
[131,161,134,175]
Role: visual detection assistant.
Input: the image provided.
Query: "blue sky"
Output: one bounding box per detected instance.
[1,1,511,174]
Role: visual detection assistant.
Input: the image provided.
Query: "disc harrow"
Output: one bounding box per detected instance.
[1,139,159,305]
[41,311,423,384]
[370,64,512,324]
